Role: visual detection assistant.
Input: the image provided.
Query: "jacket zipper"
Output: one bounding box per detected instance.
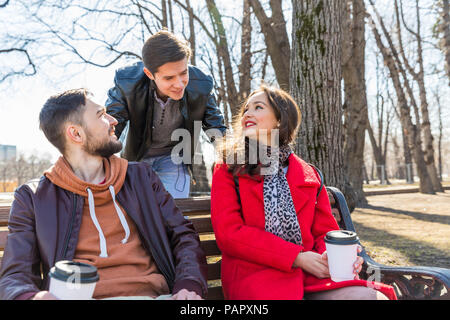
[61,194,77,259]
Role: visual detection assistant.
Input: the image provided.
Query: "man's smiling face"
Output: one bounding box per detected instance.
[144,57,189,101]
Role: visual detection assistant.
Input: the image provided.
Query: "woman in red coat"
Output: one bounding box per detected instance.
[210,85,397,300]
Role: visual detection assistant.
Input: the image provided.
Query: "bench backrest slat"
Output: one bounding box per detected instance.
[0,228,7,266]
[0,230,7,251]
[0,206,9,227]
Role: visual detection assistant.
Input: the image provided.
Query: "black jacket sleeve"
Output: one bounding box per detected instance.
[202,92,227,142]
[105,73,130,139]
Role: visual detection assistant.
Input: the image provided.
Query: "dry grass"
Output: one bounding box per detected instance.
[352,191,450,269]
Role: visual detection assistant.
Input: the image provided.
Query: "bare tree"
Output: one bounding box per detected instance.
[185,0,196,65]
[249,0,290,90]
[366,77,395,185]
[367,3,435,194]
[239,0,252,102]
[433,89,444,182]
[0,1,36,82]
[396,0,443,192]
[0,46,37,82]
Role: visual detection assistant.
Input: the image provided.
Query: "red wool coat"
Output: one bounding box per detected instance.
[211,154,397,300]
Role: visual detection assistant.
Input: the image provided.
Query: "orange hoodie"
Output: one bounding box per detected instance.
[45,155,169,299]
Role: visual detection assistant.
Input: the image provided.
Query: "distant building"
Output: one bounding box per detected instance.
[0,144,16,161]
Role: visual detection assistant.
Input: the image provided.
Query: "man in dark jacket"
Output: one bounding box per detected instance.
[106,30,227,198]
[0,88,207,300]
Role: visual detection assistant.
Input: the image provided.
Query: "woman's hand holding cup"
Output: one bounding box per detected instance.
[353,245,364,280]
[293,242,364,281]
[293,251,330,279]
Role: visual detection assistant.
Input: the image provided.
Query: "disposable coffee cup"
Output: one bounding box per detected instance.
[324,230,359,282]
[49,260,99,300]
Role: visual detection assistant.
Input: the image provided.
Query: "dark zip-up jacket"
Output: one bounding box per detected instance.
[0,161,208,300]
[105,61,227,162]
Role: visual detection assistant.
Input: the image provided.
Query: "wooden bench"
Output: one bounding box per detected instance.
[1,187,449,299]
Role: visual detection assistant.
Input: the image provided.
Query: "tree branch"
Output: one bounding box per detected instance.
[0,47,37,81]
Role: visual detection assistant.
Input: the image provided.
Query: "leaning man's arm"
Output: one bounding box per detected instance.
[105,74,130,139]
[202,93,227,141]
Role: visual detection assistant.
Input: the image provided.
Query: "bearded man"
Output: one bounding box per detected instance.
[0,88,207,300]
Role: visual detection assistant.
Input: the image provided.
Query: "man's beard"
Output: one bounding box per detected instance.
[83,128,123,158]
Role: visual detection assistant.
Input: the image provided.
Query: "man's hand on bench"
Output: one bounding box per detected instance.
[170,288,203,300]
[31,291,58,300]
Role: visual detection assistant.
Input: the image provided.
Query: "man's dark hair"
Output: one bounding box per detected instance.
[142,29,192,74]
[39,88,91,155]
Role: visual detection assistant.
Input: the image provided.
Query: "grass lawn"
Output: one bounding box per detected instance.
[352,191,450,269]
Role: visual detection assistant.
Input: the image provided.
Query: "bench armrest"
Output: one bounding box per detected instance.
[360,251,450,299]
[326,186,450,300]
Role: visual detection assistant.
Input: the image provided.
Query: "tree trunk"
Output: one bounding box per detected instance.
[396,0,443,192]
[401,126,414,183]
[290,0,356,211]
[391,135,404,179]
[250,0,290,90]
[206,0,239,115]
[239,0,252,103]
[169,0,175,32]
[161,0,168,28]
[434,90,444,182]
[442,0,450,85]
[366,121,385,184]
[342,0,368,206]
[362,163,370,184]
[190,153,211,196]
[185,0,196,65]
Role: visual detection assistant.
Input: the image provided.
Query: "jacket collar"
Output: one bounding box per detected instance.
[246,154,321,213]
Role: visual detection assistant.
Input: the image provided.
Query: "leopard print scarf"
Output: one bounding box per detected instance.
[263,145,302,245]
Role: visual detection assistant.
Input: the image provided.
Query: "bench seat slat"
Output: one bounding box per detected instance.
[207,286,224,300]
[207,261,221,280]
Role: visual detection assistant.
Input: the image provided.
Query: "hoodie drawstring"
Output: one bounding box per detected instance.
[86,186,131,258]
[87,188,108,258]
[108,185,130,244]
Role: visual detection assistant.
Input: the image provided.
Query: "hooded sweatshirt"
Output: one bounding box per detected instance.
[44,155,169,299]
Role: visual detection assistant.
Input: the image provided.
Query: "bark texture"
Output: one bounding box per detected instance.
[290,0,356,210]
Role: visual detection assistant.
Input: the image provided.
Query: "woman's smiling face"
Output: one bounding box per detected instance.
[241,91,279,145]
